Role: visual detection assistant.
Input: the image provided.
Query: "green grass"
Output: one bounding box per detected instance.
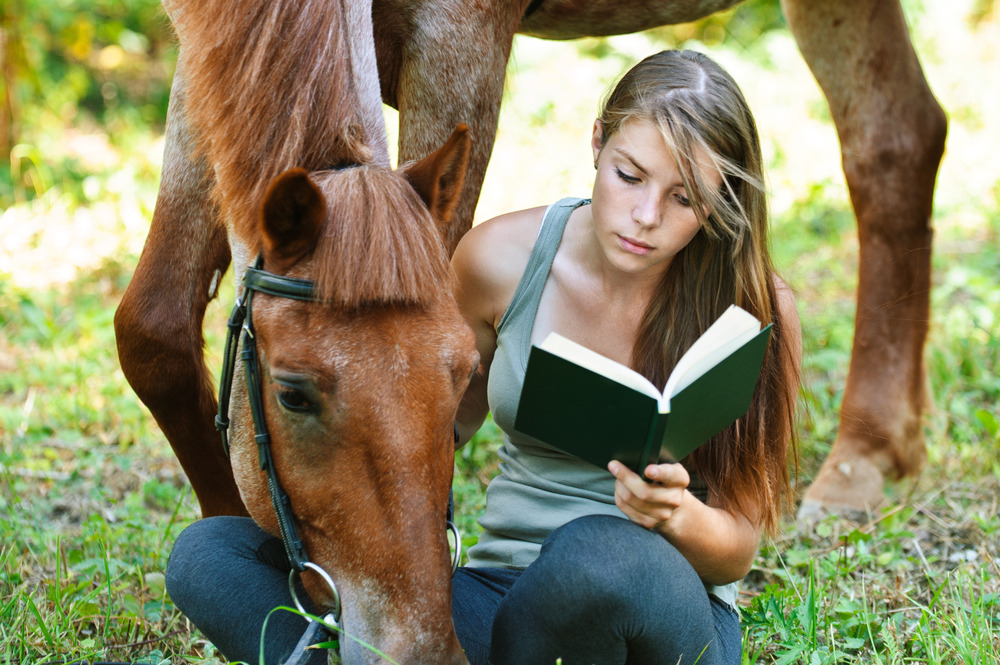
[3,172,998,665]
[3,1,999,662]
[2,193,997,664]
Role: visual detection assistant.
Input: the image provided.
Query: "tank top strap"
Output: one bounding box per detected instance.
[496,197,588,335]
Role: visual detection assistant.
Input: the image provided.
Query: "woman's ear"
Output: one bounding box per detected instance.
[591,119,604,168]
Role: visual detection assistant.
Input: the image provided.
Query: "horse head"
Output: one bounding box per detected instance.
[227,125,476,665]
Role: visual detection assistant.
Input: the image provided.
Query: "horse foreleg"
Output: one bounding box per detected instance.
[782,0,947,518]
[376,1,524,254]
[114,60,245,517]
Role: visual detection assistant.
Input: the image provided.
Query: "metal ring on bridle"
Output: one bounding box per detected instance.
[448,521,462,575]
[289,561,342,625]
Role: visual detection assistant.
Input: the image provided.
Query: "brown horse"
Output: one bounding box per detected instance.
[114,0,473,661]
[372,0,947,518]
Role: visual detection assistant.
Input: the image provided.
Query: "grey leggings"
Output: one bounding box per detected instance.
[166,514,740,664]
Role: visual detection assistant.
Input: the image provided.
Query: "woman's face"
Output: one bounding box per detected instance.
[590,117,721,278]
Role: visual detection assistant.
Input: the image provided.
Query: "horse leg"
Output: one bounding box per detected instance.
[782,0,947,518]
[114,58,245,517]
[374,1,525,254]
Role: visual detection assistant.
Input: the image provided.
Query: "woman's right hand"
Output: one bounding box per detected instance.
[608,461,690,534]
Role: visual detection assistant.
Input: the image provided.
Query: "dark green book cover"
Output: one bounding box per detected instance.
[514,319,772,475]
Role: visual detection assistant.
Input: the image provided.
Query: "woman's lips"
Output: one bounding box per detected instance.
[618,235,653,255]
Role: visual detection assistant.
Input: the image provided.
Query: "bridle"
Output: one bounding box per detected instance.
[214,254,343,622]
[215,255,462,628]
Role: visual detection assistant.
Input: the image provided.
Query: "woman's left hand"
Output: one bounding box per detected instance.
[608,461,690,536]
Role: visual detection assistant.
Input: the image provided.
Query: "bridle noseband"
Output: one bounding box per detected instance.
[215,255,461,627]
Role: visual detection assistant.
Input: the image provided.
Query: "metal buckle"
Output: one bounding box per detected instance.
[448,521,462,575]
[288,561,342,627]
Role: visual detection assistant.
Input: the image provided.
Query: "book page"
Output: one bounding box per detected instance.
[662,305,762,402]
[538,333,662,401]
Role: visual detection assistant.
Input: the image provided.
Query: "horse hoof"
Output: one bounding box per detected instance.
[796,454,888,527]
[796,497,872,527]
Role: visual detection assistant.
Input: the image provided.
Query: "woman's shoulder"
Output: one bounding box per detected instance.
[459,206,547,254]
[452,206,547,304]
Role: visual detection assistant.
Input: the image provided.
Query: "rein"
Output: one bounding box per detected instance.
[215,255,462,631]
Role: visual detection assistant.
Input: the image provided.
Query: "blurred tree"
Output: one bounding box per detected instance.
[650,0,786,50]
[1,0,27,173]
[575,0,787,62]
[1,0,177,206]
[969,0,997,25]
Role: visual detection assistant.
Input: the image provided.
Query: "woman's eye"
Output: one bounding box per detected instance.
[278,389,314,413]
[675,193,692,207]
[614,168,640,184]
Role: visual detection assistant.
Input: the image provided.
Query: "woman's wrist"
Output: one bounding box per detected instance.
[657,496,760,585]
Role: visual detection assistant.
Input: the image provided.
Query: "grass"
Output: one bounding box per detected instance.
[2,1,999,662]
[3,198,997,665]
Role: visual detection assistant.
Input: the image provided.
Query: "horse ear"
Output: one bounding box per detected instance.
[403,124,471,242]
[260,168,325,273]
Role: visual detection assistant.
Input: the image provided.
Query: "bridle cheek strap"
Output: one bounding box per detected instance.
[214,257,320,581]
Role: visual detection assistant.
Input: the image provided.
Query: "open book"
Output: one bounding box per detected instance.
[514,305,772,476]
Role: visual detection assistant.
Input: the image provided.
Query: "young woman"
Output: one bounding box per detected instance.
[446,49,800,664]
[166,49,800,665]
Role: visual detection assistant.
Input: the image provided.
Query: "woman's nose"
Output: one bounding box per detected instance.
[632,192,660,228]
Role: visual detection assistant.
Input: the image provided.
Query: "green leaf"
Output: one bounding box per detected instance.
[975,409,999,438]
[843,636,866,650]
[773,646,805,665]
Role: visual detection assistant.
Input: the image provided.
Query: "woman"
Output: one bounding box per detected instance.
[166,49,800,665]
[446,49,799,664]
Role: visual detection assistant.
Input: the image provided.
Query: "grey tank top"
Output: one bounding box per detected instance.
[465,197,738,608]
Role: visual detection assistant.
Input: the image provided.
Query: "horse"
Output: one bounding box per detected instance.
[114,0,474,662]
[370,0,947,518]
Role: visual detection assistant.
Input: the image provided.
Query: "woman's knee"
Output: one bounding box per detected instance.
[540,515,698,596]
[493,516,721,664]
[542,514,659,558]
[165,516,275,608]
[166,518,214,605]
[499,515,688,621]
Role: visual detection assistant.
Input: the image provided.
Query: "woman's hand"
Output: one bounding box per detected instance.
[609,459,761,584]
[608,461,690,536]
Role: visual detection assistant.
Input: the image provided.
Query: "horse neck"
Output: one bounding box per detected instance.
[166,0,389,242]
[341,0,389,167]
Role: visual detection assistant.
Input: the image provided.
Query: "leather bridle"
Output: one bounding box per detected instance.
[215,255,461,627]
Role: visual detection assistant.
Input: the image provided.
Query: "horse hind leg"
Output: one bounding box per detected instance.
[114,61,245,517]
[782,0,947,520]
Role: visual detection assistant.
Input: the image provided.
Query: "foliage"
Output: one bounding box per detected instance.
[646,0,787,54]
[1,0,176,207]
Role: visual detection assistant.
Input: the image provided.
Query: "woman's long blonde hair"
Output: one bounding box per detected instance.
[599,50,799,534]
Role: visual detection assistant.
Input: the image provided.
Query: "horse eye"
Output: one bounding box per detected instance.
[277,388,314,413]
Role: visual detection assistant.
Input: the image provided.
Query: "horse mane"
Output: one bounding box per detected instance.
[165,0,373,240]
[310,167,454,307]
